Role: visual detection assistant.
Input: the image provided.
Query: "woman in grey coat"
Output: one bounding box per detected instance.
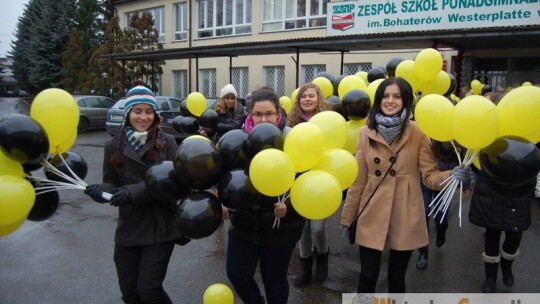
[85,85,184,304]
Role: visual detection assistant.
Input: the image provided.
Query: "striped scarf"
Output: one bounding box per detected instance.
[124,126,148,151]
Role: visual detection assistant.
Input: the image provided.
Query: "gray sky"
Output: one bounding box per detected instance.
[0,0,30,58]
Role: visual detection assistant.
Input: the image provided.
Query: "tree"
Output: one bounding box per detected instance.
[61,28,86,93]
[11,0,76,94]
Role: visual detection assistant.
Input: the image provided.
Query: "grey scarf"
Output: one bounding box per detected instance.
[375,110,408,145]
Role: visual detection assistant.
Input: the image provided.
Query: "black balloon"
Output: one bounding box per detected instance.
[0,114,49,165]
[199,109,220,129]
[325,95,342,114]
[333,74,348,96]
[43,151,88,183]
[386,57,404,77]
[245,123,284,157]
[172,116,185,133]
[367,66,386,83]
[216,130,249,171]
[22,162,43,173]
[314,71,335,84]
[444,73,457,96]
[180,116,200,134]
[176,191,222,239]
[218,169,260,210]
[28,180,60,221]
[180,99,192,117]
[341,89,371,120]
[481,84,493,96]
[145,161,191,201]
[174,137,222,190]
[479,136,540,187]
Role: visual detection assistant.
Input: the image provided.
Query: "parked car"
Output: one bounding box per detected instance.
[106,96,184,142]
[75,95,116,133]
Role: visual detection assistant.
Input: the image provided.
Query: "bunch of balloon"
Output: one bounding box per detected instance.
[337,75,367,100]
[311,76,334,99]
[470,79,484,95]
[283,111,358,220]
[203,283,234,304]
[172,135,224,238]
[279,96,292,114]
[186,92,207,117]
[395,59,423,93]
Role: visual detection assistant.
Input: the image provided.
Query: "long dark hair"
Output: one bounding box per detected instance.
[366,77,414,134]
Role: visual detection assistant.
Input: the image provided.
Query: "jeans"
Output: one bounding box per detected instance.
[226,235,294,304]
[114,242,175,304]
[298,219,328,258]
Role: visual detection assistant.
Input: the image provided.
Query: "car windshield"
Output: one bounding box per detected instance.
[113,99,127,109]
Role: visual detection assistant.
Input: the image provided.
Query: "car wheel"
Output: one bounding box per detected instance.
[78,117,89,133]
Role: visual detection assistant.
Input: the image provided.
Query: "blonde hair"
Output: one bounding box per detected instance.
[214,93,237,115]
[286,83,329,127]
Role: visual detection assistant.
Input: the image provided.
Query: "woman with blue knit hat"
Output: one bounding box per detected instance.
[84,85,186,304]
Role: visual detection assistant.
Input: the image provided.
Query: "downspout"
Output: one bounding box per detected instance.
[188,0,193,93]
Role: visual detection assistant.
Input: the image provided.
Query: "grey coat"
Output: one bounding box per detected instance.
[102,131,181,246]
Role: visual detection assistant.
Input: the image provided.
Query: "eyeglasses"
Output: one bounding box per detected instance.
[251,112,278,119]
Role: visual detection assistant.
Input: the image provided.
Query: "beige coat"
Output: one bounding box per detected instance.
[341,121,451,251]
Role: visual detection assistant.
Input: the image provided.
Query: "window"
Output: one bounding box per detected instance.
[172,70,189,98]
[344,63,372,75]
[199,69,217,97]
[263,66,285,96]
[174,3,188,41]
[301,64,326,84]
[125,6,165,43]
[262,0,328,32]
[196,0,252,38]
[156,97,171,111]
[232,67,249,97]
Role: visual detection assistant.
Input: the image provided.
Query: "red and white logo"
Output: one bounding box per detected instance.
[332,13,354,31]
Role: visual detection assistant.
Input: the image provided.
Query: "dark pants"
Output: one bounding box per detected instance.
[114,242,175,304]
[226,235,294,304]
[357,245,412,293]
[485,229,522,256]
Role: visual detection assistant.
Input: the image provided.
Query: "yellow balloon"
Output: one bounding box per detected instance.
[338,75,367,99]
[470,79,483,95]
[471,149,482,170]
[344,119,365,154]
[451,94,461,103]
[355,71,369,85]
[308,111,348,149]
[0,150,25,177]
[55,130,78,154]
[0,217,26,238]
[422,71,451,95]
[290,88,300,105]
[186,92,207,117]
[367,79,384,105]
[284,123,325,172]
[290,170,342,220]
[30,88,79,153]
[0,175,35,226]
[415,48,442,82]
[203,283,234,304]
[451,95,499,149]
[497,86,540,142]
[395,60,422,93]
[249,149,295,196]
[414,94,455,142]
[312,77,334,98]
[312,149,359,190]
[522,81,533,87]
[279,96,292,114]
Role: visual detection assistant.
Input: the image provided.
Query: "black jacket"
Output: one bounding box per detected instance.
[215,104,245,141]
[102,131,181,246]
[469,171,533,232]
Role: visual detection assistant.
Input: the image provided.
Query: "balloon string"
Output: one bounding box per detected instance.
[28,175,85,189]
[55,151,87,186]
[40,160,85,187]
[451,141,462,165]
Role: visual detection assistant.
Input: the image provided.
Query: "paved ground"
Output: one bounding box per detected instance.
[1,98,539,303]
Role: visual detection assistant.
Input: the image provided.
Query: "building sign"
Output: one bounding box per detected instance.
[327,0,540,36]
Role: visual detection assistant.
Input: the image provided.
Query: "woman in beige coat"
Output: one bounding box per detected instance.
[341,77,470,293]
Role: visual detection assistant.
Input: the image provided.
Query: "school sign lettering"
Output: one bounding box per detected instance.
[327,0,540,36]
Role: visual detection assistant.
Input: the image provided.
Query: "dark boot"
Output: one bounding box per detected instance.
[482,253,500,293]
[293,256,312,287]
[435,226,447,248]
[416,246,428,270]
[500,249,519,287]
[314,248,329,282]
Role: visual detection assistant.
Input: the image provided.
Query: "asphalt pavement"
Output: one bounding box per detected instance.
[1,98,539,304]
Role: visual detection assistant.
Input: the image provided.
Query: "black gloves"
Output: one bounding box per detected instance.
[175,236,191,246]
[85,184,107,203]
[110,187,131,207]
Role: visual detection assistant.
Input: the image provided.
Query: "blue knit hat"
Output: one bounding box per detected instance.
[124,86,157,119]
